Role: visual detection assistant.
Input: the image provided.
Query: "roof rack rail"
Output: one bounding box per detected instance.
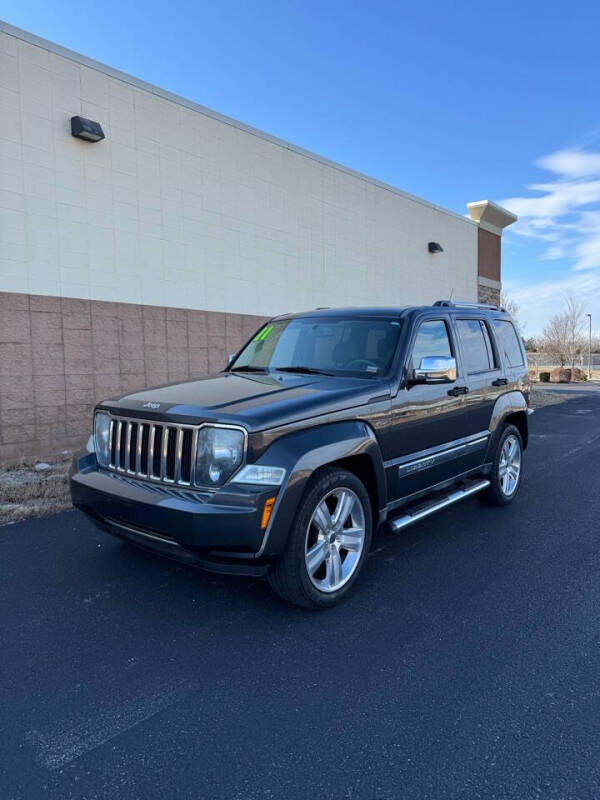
[433,300,506,312]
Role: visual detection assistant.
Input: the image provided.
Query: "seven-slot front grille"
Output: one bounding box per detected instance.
[108,417,197,486]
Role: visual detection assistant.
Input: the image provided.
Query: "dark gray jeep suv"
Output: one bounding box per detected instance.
[70,301,531,608]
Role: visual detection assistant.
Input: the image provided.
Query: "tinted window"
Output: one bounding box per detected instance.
[493,320,524,367]
[456,319,496,373]
[481,321,497,369]
[411,320,452,371]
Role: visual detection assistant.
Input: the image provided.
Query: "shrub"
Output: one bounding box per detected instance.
[559,368,572,383]
[539,371,550,382]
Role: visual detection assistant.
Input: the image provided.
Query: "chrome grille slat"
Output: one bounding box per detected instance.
[126,421,133,474]
[174,428,184,484]
[105,415,246,490]
[115,420,124,471]
[190,428,199,486]
[136,424,144,475]
[149,425,157,479]
[161,426,169,482]
[108,419,115,467]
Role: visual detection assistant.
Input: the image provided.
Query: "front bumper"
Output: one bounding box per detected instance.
[69,452,278,575]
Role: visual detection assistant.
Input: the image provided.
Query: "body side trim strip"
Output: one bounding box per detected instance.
[383,430,490,470]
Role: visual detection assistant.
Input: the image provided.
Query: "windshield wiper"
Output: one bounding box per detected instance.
[274,366,334,376]
[230,365,270,373]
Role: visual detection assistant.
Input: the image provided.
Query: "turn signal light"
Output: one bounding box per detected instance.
[261,496,276,530]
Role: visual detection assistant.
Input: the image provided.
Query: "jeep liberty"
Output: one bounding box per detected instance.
[70,301,531,608]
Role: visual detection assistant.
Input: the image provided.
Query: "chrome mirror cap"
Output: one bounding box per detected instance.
[414,356,456,384]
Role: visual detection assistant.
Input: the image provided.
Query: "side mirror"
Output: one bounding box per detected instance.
[228,353,236,364]
[413,356,456,384]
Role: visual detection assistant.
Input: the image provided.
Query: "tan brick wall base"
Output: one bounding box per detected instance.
[0,292,268,466]
[477,281,501,306]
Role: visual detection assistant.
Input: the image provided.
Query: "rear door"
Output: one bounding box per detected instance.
[491,317,528,388]
[453,315,505,437]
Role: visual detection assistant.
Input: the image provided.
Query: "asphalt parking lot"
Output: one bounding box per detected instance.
[2,387,600,800]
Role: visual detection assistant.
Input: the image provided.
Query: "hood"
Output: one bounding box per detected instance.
[101,371,390,431]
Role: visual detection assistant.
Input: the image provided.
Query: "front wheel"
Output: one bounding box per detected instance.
[268,468,373,609]
[481,424,524,506]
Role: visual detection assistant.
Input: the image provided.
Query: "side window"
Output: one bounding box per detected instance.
[481,320,498,369]
[493,320,524,367]
[456,319,496,373]
[410,320,452,372]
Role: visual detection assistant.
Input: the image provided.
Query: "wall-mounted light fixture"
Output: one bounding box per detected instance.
[71,116,105,142]
[428,242,444,254]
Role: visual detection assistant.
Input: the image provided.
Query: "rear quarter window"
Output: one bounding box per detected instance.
[493,320,524,367]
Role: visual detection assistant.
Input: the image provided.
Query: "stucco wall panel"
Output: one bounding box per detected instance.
[0,26,478,316]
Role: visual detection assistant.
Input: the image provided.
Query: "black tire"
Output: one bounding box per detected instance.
[480,424,524,506]
[267,467,373,609]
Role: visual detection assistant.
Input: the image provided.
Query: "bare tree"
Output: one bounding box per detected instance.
[501,292,525,335]
[541,296,586,368]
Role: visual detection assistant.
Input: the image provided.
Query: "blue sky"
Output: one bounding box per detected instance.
[2,0,600,333]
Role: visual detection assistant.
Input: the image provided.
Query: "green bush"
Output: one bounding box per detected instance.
[539,371,550,382]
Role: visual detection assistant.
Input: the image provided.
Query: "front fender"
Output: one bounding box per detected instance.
[254,420,385,558]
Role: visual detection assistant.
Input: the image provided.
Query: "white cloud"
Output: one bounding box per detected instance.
[536,149,600,179]
[500,147,600,333]
[501,148,600,272]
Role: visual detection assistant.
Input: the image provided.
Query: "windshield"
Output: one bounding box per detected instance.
[230,316,402,378]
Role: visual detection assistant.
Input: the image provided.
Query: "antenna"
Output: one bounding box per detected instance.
[449,287,454,302]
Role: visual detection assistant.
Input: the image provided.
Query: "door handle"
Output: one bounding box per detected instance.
[448,386,468,396]
[492,378,508,386]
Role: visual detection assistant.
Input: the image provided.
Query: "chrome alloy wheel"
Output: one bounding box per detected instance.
[499,434,522,497]
[304,488,366,593]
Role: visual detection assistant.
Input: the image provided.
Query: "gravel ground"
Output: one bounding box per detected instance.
[529,385,573,408]
[0,457,72,526]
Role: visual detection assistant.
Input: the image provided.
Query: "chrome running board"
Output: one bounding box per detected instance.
[388,479,490,532]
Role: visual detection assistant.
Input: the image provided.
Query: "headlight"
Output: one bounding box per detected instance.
[195,426,245,487]
[231,465,286,486]
[94,411,111,467]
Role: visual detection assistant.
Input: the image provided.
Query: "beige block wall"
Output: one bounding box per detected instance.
[0,291,266,465]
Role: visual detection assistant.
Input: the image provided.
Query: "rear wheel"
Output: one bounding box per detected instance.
[268,468,373,609]
[481,424,523,506]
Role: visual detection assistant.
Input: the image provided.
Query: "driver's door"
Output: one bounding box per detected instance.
[383,317,471,502]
